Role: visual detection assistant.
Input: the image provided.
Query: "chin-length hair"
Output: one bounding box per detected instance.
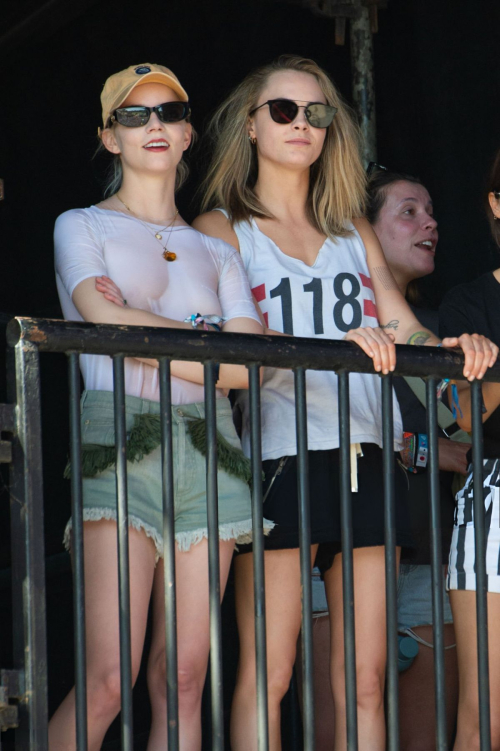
[200,55,366,239]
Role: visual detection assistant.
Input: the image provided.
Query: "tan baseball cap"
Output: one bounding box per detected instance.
[100,63,189,128]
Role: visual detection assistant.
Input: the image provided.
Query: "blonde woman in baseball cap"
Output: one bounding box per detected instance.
[50,63,266,750]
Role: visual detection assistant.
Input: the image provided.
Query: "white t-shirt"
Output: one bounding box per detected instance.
[220,213,404,460]
[54,206,260,405]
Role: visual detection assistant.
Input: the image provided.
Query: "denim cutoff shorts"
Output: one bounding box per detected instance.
[397,563,453,632]
[63,390,266,558]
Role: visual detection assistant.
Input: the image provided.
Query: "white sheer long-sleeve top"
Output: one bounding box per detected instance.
[55,206,260,404]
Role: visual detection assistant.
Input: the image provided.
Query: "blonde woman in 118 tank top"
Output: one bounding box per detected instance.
[193,55,497,751]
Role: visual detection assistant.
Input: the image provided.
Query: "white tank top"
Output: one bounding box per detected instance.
[218,212,403,460]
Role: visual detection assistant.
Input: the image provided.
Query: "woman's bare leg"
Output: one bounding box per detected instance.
[231,546,318,751]
[146,539,235,751]
[48,520,157,751]
[451,590,500,751]
[325,546,400,751]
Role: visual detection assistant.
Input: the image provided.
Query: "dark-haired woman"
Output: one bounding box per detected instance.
[300,170,463,751]
[50,63,265,751]
[439,150,500,751]
[193,55,496,751]
[368,170,461,750]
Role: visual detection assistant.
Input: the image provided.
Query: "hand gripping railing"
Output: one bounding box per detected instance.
[5,316,500,751]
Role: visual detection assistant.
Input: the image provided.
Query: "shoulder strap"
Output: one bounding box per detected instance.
[213,209,254,251]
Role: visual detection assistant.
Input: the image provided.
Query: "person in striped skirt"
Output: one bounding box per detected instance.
[439,148,500,751]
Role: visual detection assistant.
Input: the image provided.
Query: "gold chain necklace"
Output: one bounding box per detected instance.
[115,193,180,262]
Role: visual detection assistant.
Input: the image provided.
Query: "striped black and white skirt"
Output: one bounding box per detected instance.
[447,458,500,593]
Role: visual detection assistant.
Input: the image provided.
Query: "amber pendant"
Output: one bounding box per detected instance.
[162,250,177,262]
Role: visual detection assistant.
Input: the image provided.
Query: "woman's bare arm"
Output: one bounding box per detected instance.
[73,277,263,389]
[74,277,195,330]
[450,380,500,432]
[353,218,439,345]
[353,218,498,380]
[192,211,240,250]
[192,211,284,333]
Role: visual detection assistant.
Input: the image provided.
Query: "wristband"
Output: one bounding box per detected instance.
[415,433,428,469]
[435,344,463,418]
[435,345,449,401]
[436,378,449,401]
[184,313,227,332]
[450,381,463,419]
[400,432,428,474]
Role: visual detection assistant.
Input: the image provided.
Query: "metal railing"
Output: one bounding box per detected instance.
[2,316,500,751]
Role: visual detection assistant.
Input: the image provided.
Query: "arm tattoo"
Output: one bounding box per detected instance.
[407,331,431,346]
[374,266,399,291]
[381,320,399,331]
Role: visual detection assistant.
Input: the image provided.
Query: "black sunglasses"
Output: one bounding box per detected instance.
[249,98,337,129]
[110,101,191,128]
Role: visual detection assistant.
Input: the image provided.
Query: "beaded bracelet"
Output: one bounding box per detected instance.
[184,313,227,332]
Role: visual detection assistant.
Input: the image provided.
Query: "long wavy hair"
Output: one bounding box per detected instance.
[201,55,366,239]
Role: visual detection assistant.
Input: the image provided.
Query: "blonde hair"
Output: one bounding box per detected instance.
[201,55,366,238]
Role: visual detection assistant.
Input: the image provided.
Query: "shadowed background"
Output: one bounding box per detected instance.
[0,0,499,747]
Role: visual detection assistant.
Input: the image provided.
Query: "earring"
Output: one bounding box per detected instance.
[248,135,257,145]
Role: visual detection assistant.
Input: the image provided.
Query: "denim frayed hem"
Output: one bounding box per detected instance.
[63,509,163,562]
[175,517,275,552]
[63,512,275,559]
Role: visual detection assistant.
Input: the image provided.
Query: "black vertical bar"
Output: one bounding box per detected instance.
[471,380,491,751]
[112,355,133,751]
[159,358,179,751]
[337,371,358,750]
[68,353,88,751]
[425,378,447,750]
[248,364,269,751]
[204,362,224,751]
[8,341,48,750]
[294,367,315,751]
[381,375,399,751]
